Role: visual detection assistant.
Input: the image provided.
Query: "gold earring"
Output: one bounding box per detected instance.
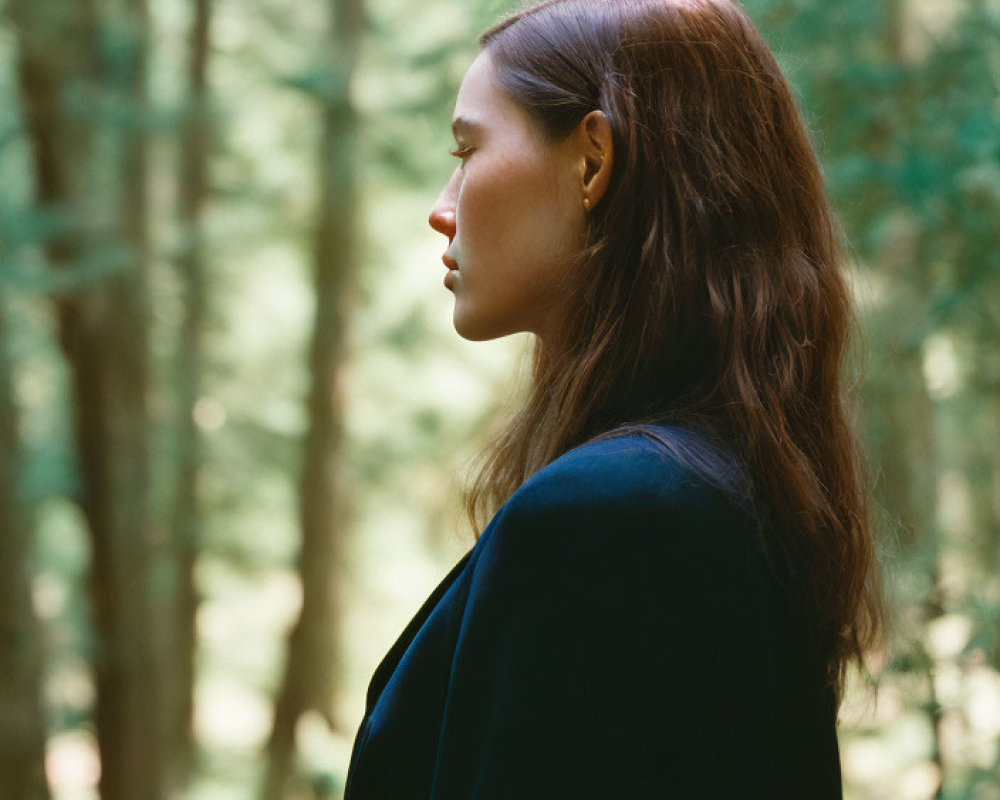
[582,196,591,212]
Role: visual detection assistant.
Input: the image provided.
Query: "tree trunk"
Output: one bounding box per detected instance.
[0,294,51,800]
[13,0,170,797]
[866,305,945,794]
[877,2,946,795]
[259,0,364,797]
[965,336,1000,578]
[168,0,213,786]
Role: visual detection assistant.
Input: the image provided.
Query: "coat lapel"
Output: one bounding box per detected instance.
[364,548,474,716]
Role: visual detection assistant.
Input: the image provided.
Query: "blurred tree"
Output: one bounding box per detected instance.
[259,0,365,796]
[168,0,213,784]
[0,293,50,800]
[866,2,948,790]
[11,0,174,796]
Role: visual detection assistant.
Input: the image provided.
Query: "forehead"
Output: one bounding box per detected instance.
[452,51,527,137]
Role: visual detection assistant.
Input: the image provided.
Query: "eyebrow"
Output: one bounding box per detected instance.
[451,116,485,137]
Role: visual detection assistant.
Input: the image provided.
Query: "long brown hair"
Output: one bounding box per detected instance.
[462,0,883,703]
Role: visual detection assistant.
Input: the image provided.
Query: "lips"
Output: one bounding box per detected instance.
[442,253,459,270]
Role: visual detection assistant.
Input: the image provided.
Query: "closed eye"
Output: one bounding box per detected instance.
[449,146,473,164]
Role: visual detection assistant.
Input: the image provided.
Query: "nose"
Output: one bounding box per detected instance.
[428,175,458,240]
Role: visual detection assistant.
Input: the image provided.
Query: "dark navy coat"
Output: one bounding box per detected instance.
[343,426,842,799]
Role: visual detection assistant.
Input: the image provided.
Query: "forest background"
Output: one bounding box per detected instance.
[0,0,998,798]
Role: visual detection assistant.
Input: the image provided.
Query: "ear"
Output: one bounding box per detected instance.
[575,110,614,209]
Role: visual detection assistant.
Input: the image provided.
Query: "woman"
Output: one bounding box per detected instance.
[344,0,883,797]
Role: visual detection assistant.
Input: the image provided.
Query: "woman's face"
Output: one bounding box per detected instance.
[428,51,588,342]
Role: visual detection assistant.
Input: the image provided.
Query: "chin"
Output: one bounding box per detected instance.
[452,310,519,342]
[453,322,497,342]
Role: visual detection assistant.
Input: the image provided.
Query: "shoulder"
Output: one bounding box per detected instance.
[476,425,758,576]
[505,424,742,521]
[467,424,768,622]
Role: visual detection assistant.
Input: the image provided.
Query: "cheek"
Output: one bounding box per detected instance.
[459,158,577,264]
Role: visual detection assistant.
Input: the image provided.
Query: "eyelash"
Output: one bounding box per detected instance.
[449,146,472,164]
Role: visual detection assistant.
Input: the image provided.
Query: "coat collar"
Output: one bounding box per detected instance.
[364,548,474,716]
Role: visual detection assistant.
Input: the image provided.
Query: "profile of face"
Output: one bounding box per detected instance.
[428,51,610,343]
